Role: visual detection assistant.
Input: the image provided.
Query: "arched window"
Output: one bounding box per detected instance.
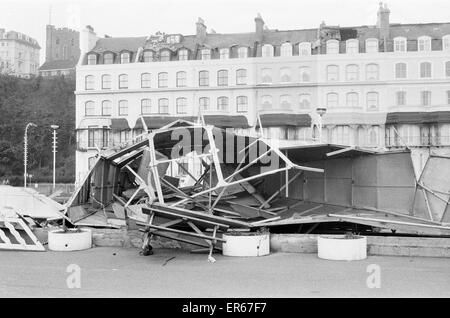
[299,67,311,82]
[418,36,431,52]
[261,68,272,83]
[238,47,248,58]
[219,48,229,59]
[299,42,311,55]
[141,73,151,88]
[346,92,359,107]
[262,44,273,57]
[366,64,379,80]
[85,75,94,90]
[420,62,432,78]
[158,72,168,88]
[120,52,130,64]
[158,98,169,114]
[394,37,407,52]
[326,40,339,54]
[176,71,187,87]
[261,95,273,110]
[101,74,111,89]
[176,98,187,114]
[141,99,151,114]
[217,70,228,86]
[118,74,128,89]
[201,49,211,60]
[199,97,210,111]
[280,68,291,83]
[143,50,153,62]
[118,100,128,115]
[280,43,293,57]
[366,92,379,110]
[299,94,311,109]
[178,49,188,61]
[395,63,407,79]
[279,95,292,110]
[104,53,114,64]
[160,50,171,62]
[102,100,112,116]
[421,91,431,106]
[365,38,379,53]
[346,64,359,81]
[346,39,359,54]
[327,65,339,81]
[327,93,339,108]
[87,54,97,65]
[236,69,247,85]
[236,96,248,112]
[85,101,95,116]
[217,97,229,111]
[199,70,209,86]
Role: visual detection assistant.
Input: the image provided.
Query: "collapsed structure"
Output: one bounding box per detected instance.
[64,120,450,259]
[1,120,449,256]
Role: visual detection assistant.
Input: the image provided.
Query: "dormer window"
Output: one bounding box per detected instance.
[394,37,407,52]
[219,48,229,59]
[443,35,450,51]
[418,36,431,52]
[178,49,188,61]
[166,35,180,44]
[280,43,293,57]
[160,50,171,62]
[201,49,211,60]
[326,40,339,54]
[120,52,130,64]
[365,38,379,53]
[238,47,248,58]
[104,53,114,64]
[262,44,273,57]
[143,50,153,62]
[87,54,97,65]
[299,42,311,55]
[346,39,359,54]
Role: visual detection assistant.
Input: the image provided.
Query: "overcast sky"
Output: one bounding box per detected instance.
[2,0,450,64]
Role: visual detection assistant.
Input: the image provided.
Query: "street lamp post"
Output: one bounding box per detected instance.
[24,123,37,187]
[316,107,327,143]
[51,125,59,192]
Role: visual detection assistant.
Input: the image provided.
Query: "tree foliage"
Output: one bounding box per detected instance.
[0,74,76,184]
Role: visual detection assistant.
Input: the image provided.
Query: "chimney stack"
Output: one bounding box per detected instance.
[255,13,265,42]
[79,25,99,65]
[377,2,390,40]
[196,17,207,45]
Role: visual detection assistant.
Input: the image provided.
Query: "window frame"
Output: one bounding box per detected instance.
[199,70,209,87]
[141,73,151,88]
[141,99,152,115]
[158,98,169,114]
[394,37,407,52]
[346,92,359,107]
[85,101,95,116]
[420,61,432,78]
[101,100,112,116]
[217,96,229,111]
[118,100,128,116]
[120,52,130,64]
[87,54,97,65]
[236,96,248,113]
[326,92,339,108]
[158,72,168,88]
[326,65,339,81]
[176,97,187,114]
[346,64,359,81]
[217,70,228,86]
[366,63,379,80]
[101,74,111,89]
[236,69,247,85]
[366,92,379,111]
[199,97,210,111]
[395,63,407,79]
[85,75,95,90]
[326,39,339,54]
[176,71,187,87]
[118,74,128,89]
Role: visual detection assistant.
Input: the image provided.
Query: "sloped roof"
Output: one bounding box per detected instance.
[39,59,77,71]
[91,37,147,53]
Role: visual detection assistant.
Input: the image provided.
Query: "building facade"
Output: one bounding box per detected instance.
[0,28,40,78]
[39,25,80,77]
[75,3,450,182]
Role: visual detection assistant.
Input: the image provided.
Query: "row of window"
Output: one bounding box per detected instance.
[84,96,249,116]
[84,69,248,90]
[394,90,450,107]
[86,35,450,65]
[84,60,450,91]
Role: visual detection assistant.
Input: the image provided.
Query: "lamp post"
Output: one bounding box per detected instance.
[51,125,59,192]
[24,123,37,187]
[316,107,327,143]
